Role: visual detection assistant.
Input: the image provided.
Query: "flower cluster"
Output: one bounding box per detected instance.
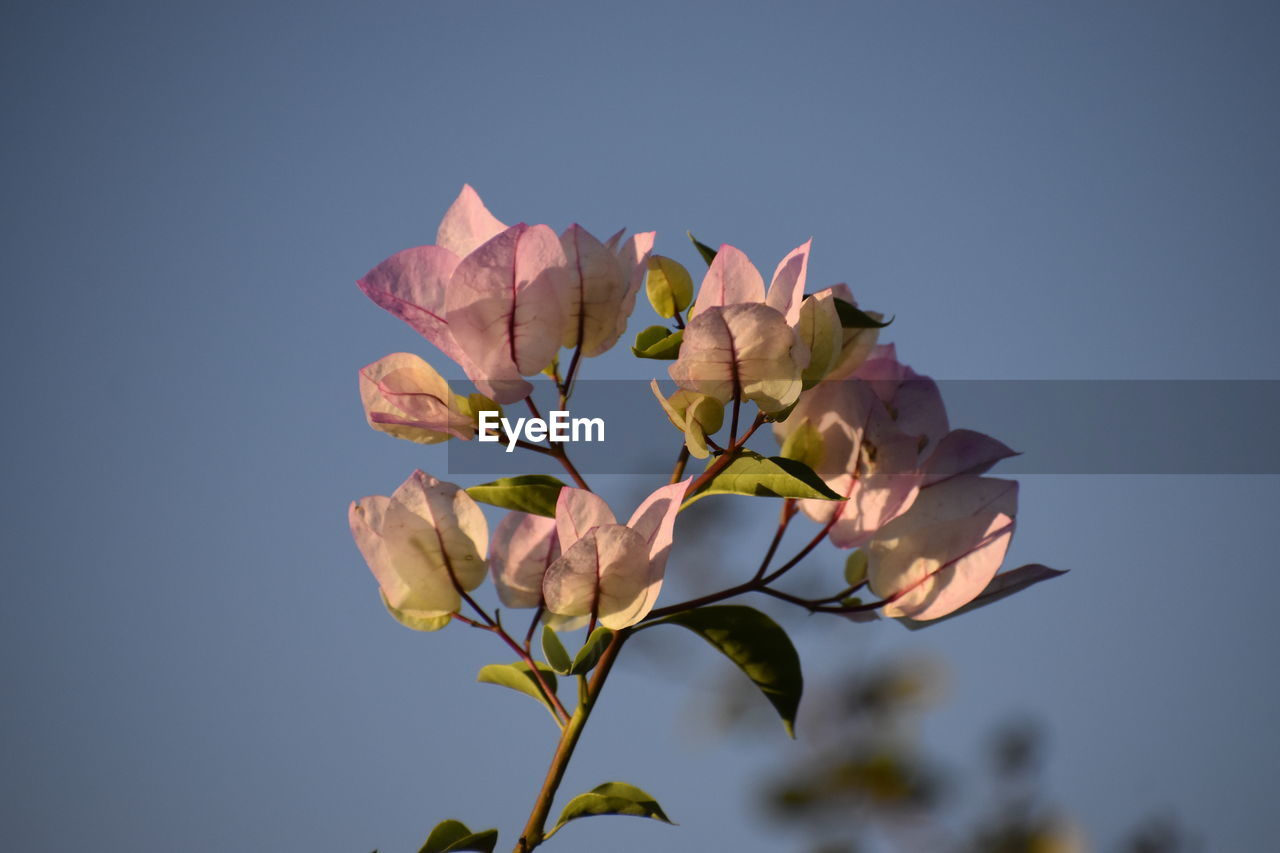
[349,185,1050,634]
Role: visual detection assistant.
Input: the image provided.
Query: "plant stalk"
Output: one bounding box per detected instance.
[514,631,627,852]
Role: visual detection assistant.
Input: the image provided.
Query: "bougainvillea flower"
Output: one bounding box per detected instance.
[867,476,1018,620]
[488,512,591,631]
[489,512,560,609]
[558,225,656,358]
[355,186,511,379]
[444,223,569,403]
[359,352,475,444]
[348,471,489,630]
[852,344,949,457]
[669,303,803,413]
[776,379,924,548]
[542,480,690,629]
[687,241,811,325]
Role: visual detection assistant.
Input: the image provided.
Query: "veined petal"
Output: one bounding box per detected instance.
[765,239,811,327]
[359,352,474,444]
[689,244,766,318]
[614,231,657,344]
[389,470,490,588]
[350,496,434,613]
[489,512,560,609]
[669,303,801,413]
[868,477,1018,620]
[349,471,488,619]
[435,184,507,257]
[554,487,617,554]
[357,245,476,370]
[559,224,630,356]
[541,525,652,630]
[778,380,923,545]
[445,224,568,403]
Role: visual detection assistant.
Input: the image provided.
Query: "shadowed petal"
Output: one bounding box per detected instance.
[923,429,1019,486]
[554,487,617,554]
[559,224,630,356]
[490,512,560,609]
[542,525,652,629]
[613,230,657,345]
[855,351,949,456]
[445,224,568,403]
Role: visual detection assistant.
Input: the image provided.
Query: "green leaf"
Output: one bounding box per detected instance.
[420,820,498,853]
[687,231,718,266]
[541,625,571,675]
[685,451,843,506]
[466,475,567,518]
[569,627,614,675]
[897,564,1067,630]
[646,605,803,736]
[779,420,824,470]
[645,255,694,318]
[844,550,868,587]
[833,297,892,328]
[550,782,674,836]
[631,326,684,359]
[380,591,451,632]
[476,661,560,720]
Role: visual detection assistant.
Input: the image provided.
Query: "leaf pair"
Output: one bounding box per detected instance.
[540,625,614,676]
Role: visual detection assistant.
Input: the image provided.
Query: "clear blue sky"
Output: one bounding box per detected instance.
[3,1,1278,850]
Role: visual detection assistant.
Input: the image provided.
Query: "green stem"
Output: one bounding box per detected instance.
[684,413,765,497]
[514,631,627,852]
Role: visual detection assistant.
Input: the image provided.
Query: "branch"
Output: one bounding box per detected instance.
[514,630,628,852]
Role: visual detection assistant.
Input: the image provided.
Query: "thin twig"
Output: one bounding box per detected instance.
[669,445,691,484]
